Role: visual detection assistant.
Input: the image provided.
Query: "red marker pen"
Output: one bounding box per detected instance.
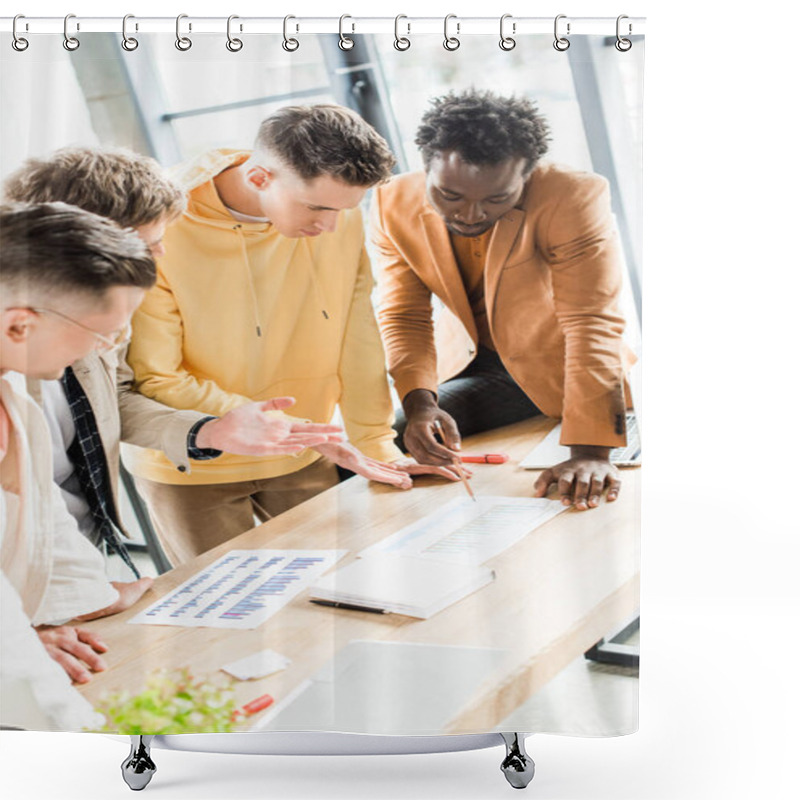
[460,453,509,464]
[231,693,274,720]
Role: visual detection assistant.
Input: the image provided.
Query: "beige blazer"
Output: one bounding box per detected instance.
[0,373,118,626]
[26,345,207,536]
[371,163,635,448]
[1,373,113,731]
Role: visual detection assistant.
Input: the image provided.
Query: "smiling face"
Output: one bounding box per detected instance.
[246,165,368,239]
[425,151,531,238]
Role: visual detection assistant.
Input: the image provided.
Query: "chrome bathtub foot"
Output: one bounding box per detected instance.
[500,733,535,789]
[121,735,156,791]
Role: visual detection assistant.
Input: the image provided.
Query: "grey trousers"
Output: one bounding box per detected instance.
[134,457,340,566]
[394,346,541,451]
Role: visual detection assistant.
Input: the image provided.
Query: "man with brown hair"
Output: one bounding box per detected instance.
[3,147,187,258]
[1,202,156,728]
[126,104,454,565]
[3,147,344,586]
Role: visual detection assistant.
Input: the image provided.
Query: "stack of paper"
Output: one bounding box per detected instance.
[309,554,494,619]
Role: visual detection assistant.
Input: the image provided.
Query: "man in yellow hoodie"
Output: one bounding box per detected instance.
[126,105,454,565]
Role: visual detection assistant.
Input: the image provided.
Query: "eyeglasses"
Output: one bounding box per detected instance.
[30,307,129,352]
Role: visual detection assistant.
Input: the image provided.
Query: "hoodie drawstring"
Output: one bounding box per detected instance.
[233,224,264,337]
[303,238,330,321]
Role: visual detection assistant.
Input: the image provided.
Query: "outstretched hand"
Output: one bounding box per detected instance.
[195,397,343,456]
[313,442,413,489]
[391,456,465,483]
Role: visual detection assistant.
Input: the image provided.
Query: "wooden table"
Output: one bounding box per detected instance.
[78,416,639,734]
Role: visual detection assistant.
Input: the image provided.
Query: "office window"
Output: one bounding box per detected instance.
[143,35,337,160]
[376,36,594,173]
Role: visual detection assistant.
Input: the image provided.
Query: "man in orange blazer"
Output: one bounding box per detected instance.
[371,90,634,511]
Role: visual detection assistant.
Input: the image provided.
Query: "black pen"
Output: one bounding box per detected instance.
[310,599,387,614]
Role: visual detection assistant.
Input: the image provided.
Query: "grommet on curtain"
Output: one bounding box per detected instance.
[226,15,243,52]
[121,14,139,51]
[553,14,570,51]
[499,14,516,51]
[175,14,192,51]
[339,15,355,51]
[63,14,80,51]
[615,15,633,51]
[12,14,29,51]
[282,15,299,52]
[393,15,411,51]
[443,14,460,51]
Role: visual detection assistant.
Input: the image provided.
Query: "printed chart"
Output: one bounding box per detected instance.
[129,549,346,630]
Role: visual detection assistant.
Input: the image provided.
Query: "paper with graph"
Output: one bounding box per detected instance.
[129,549,345,629]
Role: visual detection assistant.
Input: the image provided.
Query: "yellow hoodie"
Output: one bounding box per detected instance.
[124,149,402,485]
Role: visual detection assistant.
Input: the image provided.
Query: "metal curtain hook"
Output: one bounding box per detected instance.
[615,15,632,51]
[553,14,570,51]
[394,14,410,51]
[63,14,80,51]
[443,14,460,51]
[282,15,299,52]
[175,14,192,51]
[122,14,139,51]
[12,14,29,51]
[339,14,355,50]
[226,15,243,51]
[499,14,516,51]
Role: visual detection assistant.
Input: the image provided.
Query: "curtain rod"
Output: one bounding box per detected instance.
[1,16,646,36]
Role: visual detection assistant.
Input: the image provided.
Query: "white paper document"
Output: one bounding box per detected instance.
[359,496,565,565]
[309,554,495,618]
[129,549,346,630]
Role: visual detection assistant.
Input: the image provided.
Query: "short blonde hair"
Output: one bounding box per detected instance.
[2,146,186,228]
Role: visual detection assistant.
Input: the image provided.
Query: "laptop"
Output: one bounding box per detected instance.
[520,357,642,469]
[519,411,641,469]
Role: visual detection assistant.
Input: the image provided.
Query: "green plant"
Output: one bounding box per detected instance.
[92,667,238,734]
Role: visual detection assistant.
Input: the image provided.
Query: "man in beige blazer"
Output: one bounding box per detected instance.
[372,90,634,511]
[3,149,342,683]
[1,202,157,725]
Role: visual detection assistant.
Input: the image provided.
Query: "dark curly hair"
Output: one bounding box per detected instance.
[415,90,551,172]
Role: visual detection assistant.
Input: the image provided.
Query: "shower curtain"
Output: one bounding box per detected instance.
[0,16,643,740]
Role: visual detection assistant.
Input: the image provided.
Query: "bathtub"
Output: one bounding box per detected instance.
[119,731,535,790]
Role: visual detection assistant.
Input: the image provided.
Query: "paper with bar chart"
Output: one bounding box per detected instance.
[129,550,346,629]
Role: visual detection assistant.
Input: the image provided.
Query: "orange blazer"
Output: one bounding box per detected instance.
[370,163,634,449]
